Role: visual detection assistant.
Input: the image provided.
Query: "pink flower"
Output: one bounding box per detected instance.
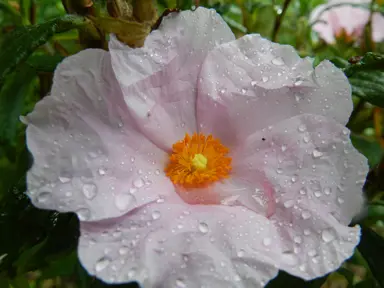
[25,7,368,288]
[310,0,384,43]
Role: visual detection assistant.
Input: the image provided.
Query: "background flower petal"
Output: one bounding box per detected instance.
[26,49,173,221]
[109,7,235,150]
[197,34,352,147]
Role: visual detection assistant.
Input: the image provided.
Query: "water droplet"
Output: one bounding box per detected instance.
[323,187,331,195]
[281,144,287,152]
[263,237,272,246]
[321,229,336,243]
[298,124,306,132]
[308,249,317,257]
[303,229,311,236]
[312,149,323,158]
[337,197,345,204]
[130,156,135,163]
[198,222,209,234]
[262,76,269,83]
[282,253,298,265]
[251,80,257,87]
[37,192,52,204]
[220,88,226,95]
[119,246,129,255]
[133,178,144,188]
[241,88,247,94]
[127,268,136,278]
[98,168,106,176]
[301,211,311,219]
[155,169,160,175]
[314,191,322,198]
[235,249,245,258]
[115,194,134,211]
[82,183,97,200]
[76,208,91,221]
[95,257,111,272]
[59,176,71,183]
[294,236,302,244]
[152,210,161,220]
[284,199,295,208]
[271,57,284,66]
[176,279,187,288]
[299,188,307,195]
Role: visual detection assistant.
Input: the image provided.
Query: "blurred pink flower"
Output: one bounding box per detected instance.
[25,7,368,288]
[310,0,384,43]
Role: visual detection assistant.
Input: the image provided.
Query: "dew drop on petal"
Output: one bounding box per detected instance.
[59,176,71,183]
[281,253,298,266]
[321,229,336,243]
[294,236,302,244]
[312,149,323,158]
[82,183,97,200]
[281,144,287,152]
[133,178,144,188]
[271,57,284,66]
[323,187,331,195]
[98,168,106,176]
[284,199,295,208]
[298,124,306,132]
[176,279,187,288]
[301,211,311,219]
[263,237,272,246]
[237,249,245,257]
[37,191,52,204]
[130,156,135,163]
[337,197,345,204]
[251,80,257,87]
[115,194,135,211]
[152,210,161,220]
[76,208,91,221]
[119,246,129,255]
[198,222,209,234]
[262,76,269,83]
[127,268,136,278]
[95,257,111,272]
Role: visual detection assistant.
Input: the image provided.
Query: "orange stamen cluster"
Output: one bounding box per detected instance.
[165,133,232,188]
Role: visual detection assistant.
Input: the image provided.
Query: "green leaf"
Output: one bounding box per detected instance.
[358,227,384,288]
[0,14,88,83]
[350,134,384,168]
[343,53,384,77]
[26,54,64,72]
[348,71,384,108]
[265,270,326,288]
[342,53,384,107]
[0,65,36,144]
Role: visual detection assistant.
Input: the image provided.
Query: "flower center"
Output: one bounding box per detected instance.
[165,133,232,188]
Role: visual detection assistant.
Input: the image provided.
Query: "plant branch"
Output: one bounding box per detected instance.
[272,0,292,42]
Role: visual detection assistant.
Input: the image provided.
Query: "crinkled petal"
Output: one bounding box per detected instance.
[78,195,280,288]
[109,7,235,150]
[26,49,173,221]
[232,114,367,278]
[197,34,352,147]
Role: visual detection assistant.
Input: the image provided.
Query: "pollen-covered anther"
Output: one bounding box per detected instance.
[165,133,232,188]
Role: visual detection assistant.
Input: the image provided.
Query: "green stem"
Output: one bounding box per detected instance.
[272,0,292,42]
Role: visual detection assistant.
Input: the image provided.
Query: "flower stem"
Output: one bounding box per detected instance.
[272,0,292,42]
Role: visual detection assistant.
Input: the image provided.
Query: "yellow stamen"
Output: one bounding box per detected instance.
[165,133,232,188]
[192,153,208,170]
